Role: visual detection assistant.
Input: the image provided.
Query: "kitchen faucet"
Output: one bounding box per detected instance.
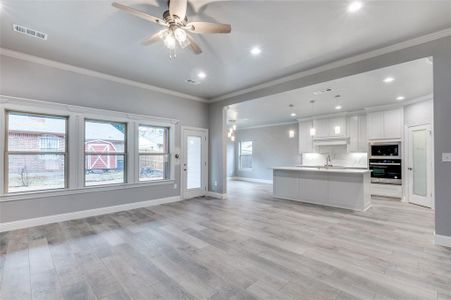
[325,154,333,167]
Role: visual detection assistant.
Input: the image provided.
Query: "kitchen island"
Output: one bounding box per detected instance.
[273,167,371,211]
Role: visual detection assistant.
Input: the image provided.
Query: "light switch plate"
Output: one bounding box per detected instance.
[442,153,451,162]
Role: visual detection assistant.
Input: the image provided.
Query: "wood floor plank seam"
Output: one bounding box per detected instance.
[1,180,450,300]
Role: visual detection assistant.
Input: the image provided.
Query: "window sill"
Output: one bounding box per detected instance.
[0,179,175,202]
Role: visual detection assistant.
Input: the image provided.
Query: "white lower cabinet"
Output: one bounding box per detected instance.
[273,170,300,200]
[273,169,371,211]
[370,183,402,198]
[299,172,329,202]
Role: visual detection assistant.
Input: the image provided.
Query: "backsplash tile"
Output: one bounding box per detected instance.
[301,146,368,168]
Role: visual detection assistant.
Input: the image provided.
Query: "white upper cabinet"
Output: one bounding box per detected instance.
[367,108,403,140]
[298,121,313,153]
[313,119,330,138]
[329,117,346,137]
[313,117,346,138]
[348,115,368,152]
[383,109,403,139]
[367,111,384,139]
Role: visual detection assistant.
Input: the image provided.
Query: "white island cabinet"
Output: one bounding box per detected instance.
[273,167,371,211]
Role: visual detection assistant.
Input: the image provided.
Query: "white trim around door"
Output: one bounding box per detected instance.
[181,127,208,199]
[406,124,434,208]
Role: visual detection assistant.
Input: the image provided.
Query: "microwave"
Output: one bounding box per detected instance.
[370,142,401,159]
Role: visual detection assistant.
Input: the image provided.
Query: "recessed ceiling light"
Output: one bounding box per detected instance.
[347,1,363,13]
[396,96,405,101]
[383,76,395,83]
[335,105,342,110]
[250,46,261,56]
[291,113,297,117]
[197,71,207,79]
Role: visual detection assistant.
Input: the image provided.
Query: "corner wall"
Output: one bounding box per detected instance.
[0,54,208,223]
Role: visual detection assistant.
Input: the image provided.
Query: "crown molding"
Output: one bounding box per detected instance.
[0,94,180,125]
[0,48,207,103]
[236,120,298,130]
[364,94,433,112]
[209,27,451,103]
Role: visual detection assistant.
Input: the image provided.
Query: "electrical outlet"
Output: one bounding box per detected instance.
[173,183,177,189]
[442,153,451,162]
[214,180,218,187]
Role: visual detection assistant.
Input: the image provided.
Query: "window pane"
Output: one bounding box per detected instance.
[139,126,168,153]
[139,155,169,181]
[240,141,253,155]
[85,120,126,153]
[240,155,253,169]
[85,154,125,186]
[187,136,202,189]
[8,112,66,152]
[8,154,65,192]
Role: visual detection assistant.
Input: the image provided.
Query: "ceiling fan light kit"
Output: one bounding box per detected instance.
[112,0,232,59]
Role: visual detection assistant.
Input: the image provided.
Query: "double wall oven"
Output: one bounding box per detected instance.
[369,142,402,185]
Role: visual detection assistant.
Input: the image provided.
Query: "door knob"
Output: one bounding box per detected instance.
[408,167,413,171]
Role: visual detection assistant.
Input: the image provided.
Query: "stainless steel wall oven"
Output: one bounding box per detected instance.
[369,158,402,185]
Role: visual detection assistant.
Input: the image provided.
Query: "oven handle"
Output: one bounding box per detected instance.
[369,163,401,166]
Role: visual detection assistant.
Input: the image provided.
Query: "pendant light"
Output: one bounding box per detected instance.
[309,100,316,136]
[333,95,342,135]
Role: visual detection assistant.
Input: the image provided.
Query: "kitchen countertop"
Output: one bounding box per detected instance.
[273,166,370,174]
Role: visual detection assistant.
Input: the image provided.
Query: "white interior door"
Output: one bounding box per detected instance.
[182,127,208,199]
[407,124,433,208]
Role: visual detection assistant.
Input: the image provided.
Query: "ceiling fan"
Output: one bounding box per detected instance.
[112,0,232,58]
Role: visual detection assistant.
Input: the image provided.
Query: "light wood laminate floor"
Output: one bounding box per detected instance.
[1,180,450,300]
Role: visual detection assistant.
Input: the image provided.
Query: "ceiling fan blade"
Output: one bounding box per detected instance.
[112,2,167,26]
[169,0,187,20]
[141,32,162,45]
[187,35,202,54]
[186,22,231,34]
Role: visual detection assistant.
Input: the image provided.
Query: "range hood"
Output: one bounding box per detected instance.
[313,136,349,146]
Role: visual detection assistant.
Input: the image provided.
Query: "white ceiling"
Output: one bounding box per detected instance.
[228,57,433,128]
[0,1,450,100]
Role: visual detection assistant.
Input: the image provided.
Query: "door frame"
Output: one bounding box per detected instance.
[181,126,208,200]
[406,123,434,208]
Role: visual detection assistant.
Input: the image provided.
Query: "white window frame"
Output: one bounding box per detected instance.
[4,110,69,194]
[0,96,177,200]
[137,124,171,182]
[239,140,253,170]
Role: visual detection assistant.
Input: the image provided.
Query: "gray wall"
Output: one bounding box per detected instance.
[233,124,299,181]
[208,36,451,238]
[0,54,208,223]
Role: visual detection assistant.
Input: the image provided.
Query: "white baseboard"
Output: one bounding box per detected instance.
[435,233,451,248]
[206,191,227,199]
[0,196,181,232]
[230,177,273,184]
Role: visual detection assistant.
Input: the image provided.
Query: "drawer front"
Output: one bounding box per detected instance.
[371,183,402,198]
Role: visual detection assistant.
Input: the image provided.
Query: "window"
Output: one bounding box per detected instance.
[6,111,67,193]
[84,119,127,186]
[138,125,170,181]
[239,141,253,169]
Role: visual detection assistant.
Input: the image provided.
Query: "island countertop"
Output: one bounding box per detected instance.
[273,166,370,174]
